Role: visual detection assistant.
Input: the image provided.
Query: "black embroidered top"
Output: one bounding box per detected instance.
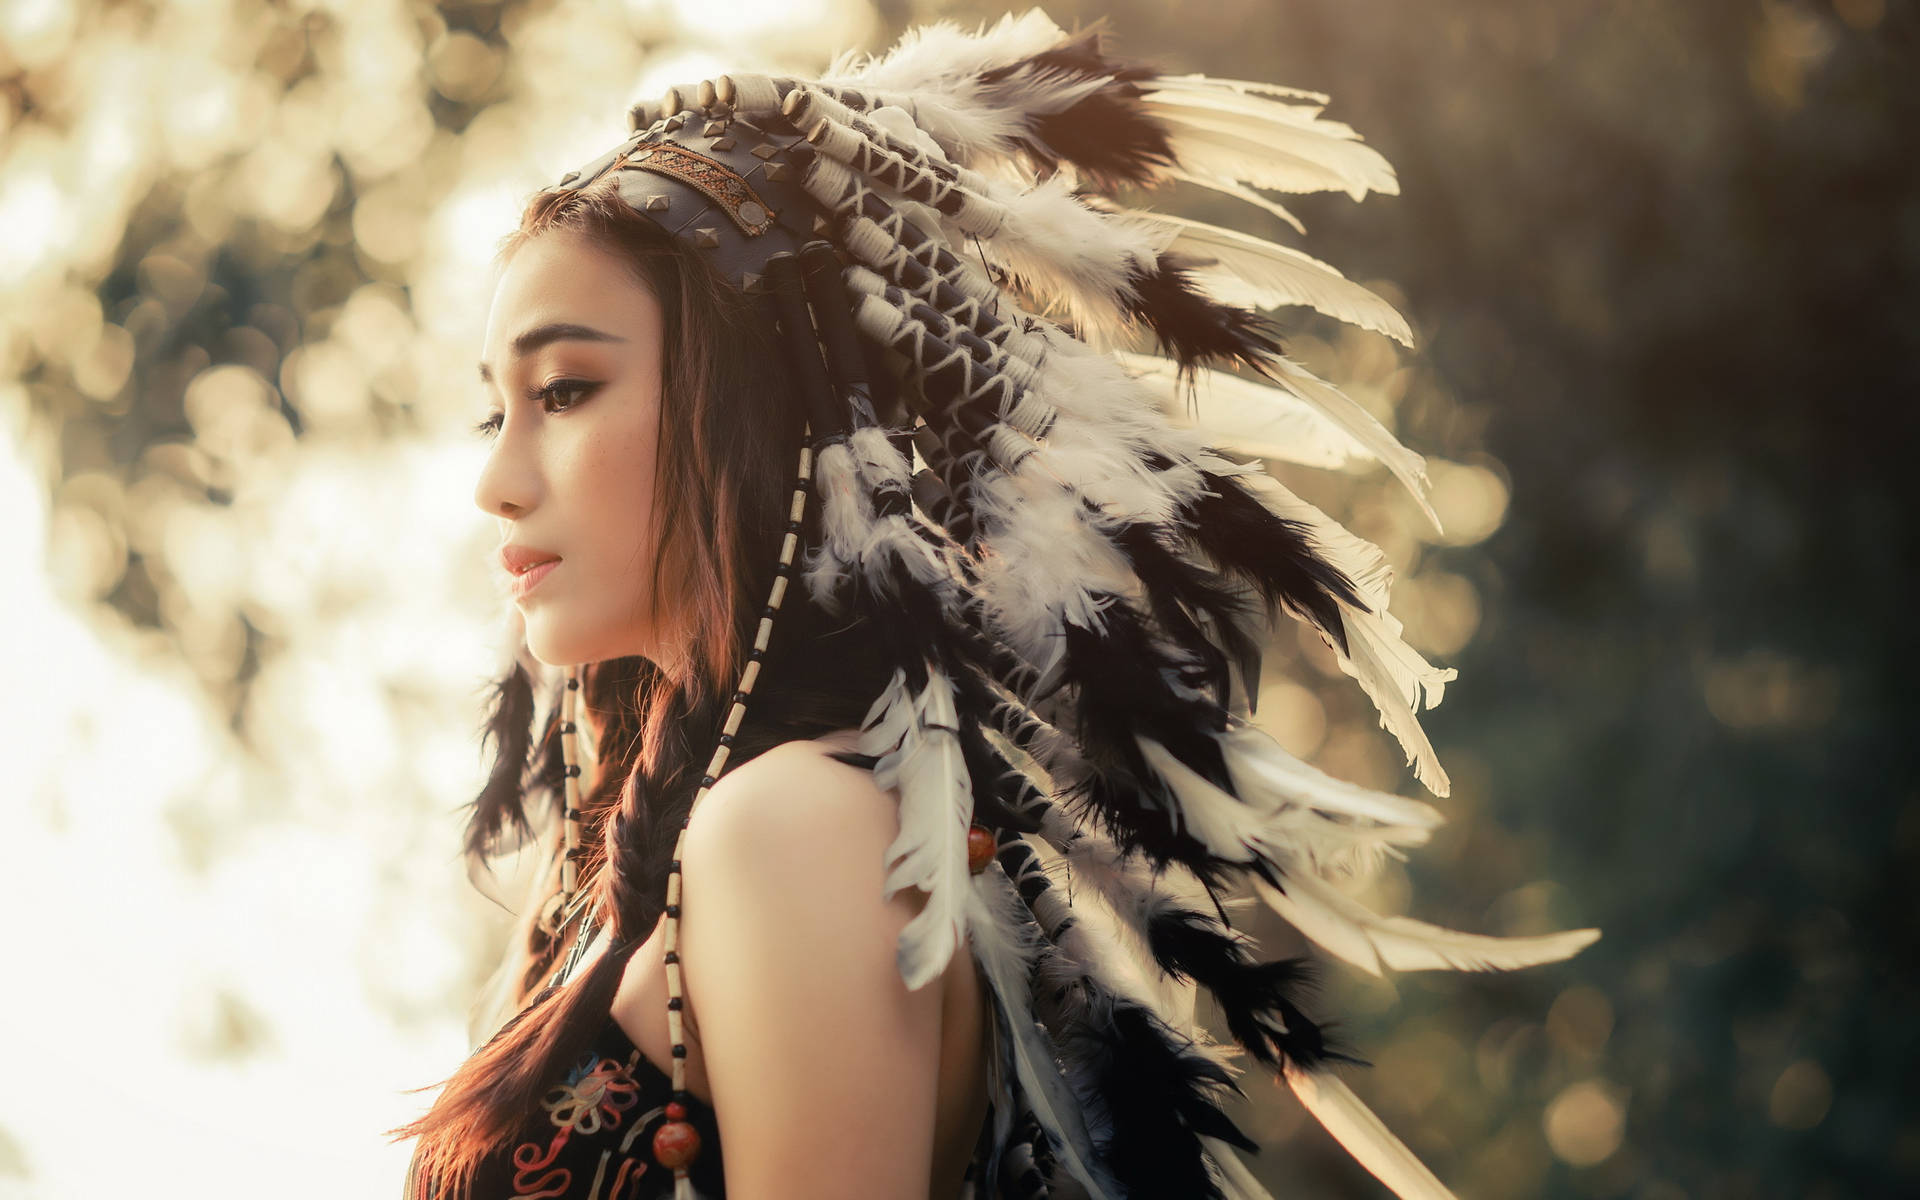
[406,1017,726,1199]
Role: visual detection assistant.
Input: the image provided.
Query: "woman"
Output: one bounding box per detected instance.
[395,11,1598,1200]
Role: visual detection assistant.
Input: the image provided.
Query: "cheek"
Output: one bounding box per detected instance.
[578,404,662,576]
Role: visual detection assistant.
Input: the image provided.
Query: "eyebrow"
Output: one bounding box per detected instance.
[477,322,626,384]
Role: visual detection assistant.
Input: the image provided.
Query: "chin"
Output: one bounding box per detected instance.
[520,611,602,669]
[522,606,665,671]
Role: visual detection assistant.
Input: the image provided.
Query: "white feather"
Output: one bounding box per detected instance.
[827,10,1067,96]
[861,668,976,990]
[1251,869,1602,977]
[1166,166,1306,233]
[1136,211,1415,347]
[822,11,1109,166]
[1137,735,1435,882]
[971,469,1136,679]
[1118,349,1374,471]
[972,173,1165,340]
[1336,602,1458,796]
[1217,722,1443,832]
[1118,352,1437,528]
[966,861,1125,1200]
[1142,81,1400,200]
[1150,72,1331,106]
[1283,1063,1459,1200]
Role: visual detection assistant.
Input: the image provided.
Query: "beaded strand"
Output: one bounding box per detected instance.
[553,439,813,1198]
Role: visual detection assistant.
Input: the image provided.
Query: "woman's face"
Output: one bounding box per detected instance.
[474,227,671,667]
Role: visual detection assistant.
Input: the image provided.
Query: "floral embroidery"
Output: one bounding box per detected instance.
[541,1053,642,1136]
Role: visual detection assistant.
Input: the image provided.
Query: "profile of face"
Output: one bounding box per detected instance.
[474,228,671,668]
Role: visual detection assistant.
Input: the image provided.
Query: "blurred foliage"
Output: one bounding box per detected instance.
[1,0,1913,1197]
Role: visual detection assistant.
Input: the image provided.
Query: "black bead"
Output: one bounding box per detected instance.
[717,733,735,747]
[562,721,576,733]
[567,678,579,690]
[670,859,681,871]
[666,904,680,918]
[672,1044,688,1058]
[762,605,776,618]
[700,775,716,787]
[668,996,683,1011]
[786,520,802,532]
[732,691,748,705]
[565,764,581,777]
[748,649,765,662]
[664,951,679,964]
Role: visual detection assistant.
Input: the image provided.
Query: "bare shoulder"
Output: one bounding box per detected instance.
[680,733,903,891]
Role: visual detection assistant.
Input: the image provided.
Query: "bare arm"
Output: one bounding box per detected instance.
[679,739,943,1199]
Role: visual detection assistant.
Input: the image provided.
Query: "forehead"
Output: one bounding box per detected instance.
[482,228,660,354]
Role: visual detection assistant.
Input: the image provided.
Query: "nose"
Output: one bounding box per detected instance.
[472,421,539,520]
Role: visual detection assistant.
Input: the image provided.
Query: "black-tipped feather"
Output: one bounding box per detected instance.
[1147,904,1365,1074]
[982,22,1176,191]
[1068,1000,1258,1198]
[1184,470,1365,656]
[1131,251,1288,380]
[1110,519,1265,709]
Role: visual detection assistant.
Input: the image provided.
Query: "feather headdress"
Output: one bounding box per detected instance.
[484,10,1598,1198]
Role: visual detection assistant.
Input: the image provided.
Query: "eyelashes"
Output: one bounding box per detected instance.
[473,379,601,440]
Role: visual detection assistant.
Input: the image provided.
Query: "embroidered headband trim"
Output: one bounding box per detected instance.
[621,143,778,237]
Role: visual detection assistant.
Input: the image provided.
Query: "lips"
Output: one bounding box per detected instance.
[499,544,562,575]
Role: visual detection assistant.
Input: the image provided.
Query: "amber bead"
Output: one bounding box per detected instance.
[967,825,995,874]
[654,1120,702,1169]
[665,1101,687,1121]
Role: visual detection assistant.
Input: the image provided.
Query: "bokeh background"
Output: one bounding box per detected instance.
[2,0,1912,1197]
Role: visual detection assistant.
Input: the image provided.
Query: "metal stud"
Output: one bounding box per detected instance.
[645,194,670,212]
[740,272,765,293]
[750,143,779,160]
[811,213,834,236]
[701,119,726,137]
[663,115,685,133]
[709,135,735,152]
[763,161,791,182]
[692,227,721,249]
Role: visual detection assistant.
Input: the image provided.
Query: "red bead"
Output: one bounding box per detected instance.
[653,1119,702,1169]
[665,1101,687,1121]
[967,825,994,874]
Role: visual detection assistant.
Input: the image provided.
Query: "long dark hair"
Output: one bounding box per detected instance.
[391,173,895,1197]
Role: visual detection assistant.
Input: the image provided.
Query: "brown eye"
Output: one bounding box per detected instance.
[536,379,600,412]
